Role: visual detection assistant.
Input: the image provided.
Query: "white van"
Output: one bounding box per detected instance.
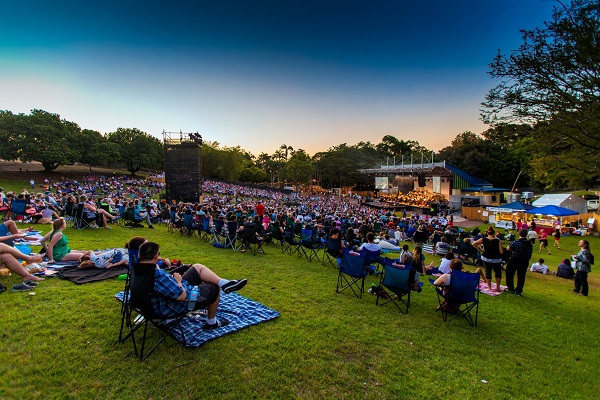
[588,199,599,211]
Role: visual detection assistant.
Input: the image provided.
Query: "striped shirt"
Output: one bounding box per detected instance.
[508,238,533,260]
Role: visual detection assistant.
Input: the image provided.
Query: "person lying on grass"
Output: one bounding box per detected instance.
[77,248,129,269]
[135,240,248,330]
[0,243,44,290]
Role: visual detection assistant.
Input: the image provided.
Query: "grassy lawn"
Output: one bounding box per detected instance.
[0,221,598,399]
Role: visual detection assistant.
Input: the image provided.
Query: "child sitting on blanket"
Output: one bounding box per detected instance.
[77,249,129,269]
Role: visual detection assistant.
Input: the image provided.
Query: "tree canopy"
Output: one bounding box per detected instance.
[481,0,600,188]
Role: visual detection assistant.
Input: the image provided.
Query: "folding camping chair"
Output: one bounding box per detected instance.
[238,223,265,255]
[336,249,368,299]
[118,249,140,349]
[73,203,97,230]
[364,249,383,275]
[376,258,413,314]
[180,213,196,236]
[298,228,320,262]
[8,200,34,225]
[211,219,225,245]
[128,262,189,361]
[224,220,242,251]
[282,225,301,256]
[199,217,212,242]
[431,270,480,327]
[322,236,343,268]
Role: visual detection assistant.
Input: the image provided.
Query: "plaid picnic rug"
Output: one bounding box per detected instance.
[115,291,280,347]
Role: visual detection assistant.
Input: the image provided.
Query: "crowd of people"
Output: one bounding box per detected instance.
[0,177,594,299]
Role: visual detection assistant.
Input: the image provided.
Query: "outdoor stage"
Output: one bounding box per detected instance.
[362,200,429,214]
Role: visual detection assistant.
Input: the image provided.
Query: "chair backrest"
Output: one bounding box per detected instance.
[64,202,76,217]
[446,270,479,303]
[301,228,316,244]
[340,249,367,277]
[183,213,193,227]
[381,258,412,291]
[326,237,342,252]
[364,249,382,265]
[130,262,157,317]
[226,221,238,237]
[128,249,139,270]
[202,217,210,231]
[214,219,225,232]
[10,200,27,214]
[240,222,257,241]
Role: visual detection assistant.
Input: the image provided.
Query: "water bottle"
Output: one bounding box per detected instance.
[188,286,199,311]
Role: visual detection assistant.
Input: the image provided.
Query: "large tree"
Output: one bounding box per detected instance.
[107,128,163,175]
[481,0,600,188]
[78,129,121,171]
[0,109,81,172]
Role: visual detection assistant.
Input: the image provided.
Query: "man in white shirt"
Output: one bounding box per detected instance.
[530,258,549,274]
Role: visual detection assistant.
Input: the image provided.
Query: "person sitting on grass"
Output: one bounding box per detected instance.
[555,258,575,279]
[434,236,451,256]
[40,218,90,263]
[530,258,550,274]
[135,241,248,329]
[423,252,454,275]
[0,243,44,291]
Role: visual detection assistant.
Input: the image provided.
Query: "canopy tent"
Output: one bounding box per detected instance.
[526,205,579,217]
[495,201,535,212]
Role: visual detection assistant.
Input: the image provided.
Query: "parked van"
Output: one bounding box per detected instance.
[588,199,599,211]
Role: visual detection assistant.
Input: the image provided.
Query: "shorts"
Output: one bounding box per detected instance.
[483,261,502,279]
[182,266,219,308]
[540,239,548,246]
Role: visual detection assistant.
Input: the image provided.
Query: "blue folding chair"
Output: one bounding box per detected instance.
[336,249,368,299]
[299,228,320,262]
[322,236,343,267]
[376,258,414,314]
[432,270,480,327]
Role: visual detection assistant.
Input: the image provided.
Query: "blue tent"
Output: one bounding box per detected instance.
[526,204,579,217]
[495,201,535,212]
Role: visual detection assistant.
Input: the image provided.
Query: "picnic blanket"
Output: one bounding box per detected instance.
[115,291,280,347]
[57,264,128,284]
[478,281,507,297]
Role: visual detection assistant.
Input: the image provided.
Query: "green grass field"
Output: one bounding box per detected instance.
[1,220,598,399]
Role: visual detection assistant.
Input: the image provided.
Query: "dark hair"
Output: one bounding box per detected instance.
[126,236,147,251]
[539,258,545,264]
[366,232,375,242]
[445,252,454,260]
[138,241,160,261]
[402,244,410,251]
[519,229,528,238]
[449,258,463,271]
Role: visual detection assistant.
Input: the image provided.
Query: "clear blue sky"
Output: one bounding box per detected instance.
[0,0,556,155]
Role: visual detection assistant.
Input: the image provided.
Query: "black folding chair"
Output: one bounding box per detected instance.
[129,262,189,361]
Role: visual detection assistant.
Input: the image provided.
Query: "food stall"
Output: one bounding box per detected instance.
[487,201,535,230]
[525,204,579,233]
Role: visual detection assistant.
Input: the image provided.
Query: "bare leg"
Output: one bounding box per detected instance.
[0,253,44,282]
[191,263,221,285]
[495,277,502,292]
[60,251,91,261]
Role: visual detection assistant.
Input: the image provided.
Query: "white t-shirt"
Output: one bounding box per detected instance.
[439,258,452,274]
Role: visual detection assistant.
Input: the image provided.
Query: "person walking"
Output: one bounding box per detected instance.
[573,240,593,296]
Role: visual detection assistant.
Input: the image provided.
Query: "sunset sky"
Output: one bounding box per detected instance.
[0,0,556,156]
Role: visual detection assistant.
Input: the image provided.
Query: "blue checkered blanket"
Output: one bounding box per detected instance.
[115,291,280,347]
